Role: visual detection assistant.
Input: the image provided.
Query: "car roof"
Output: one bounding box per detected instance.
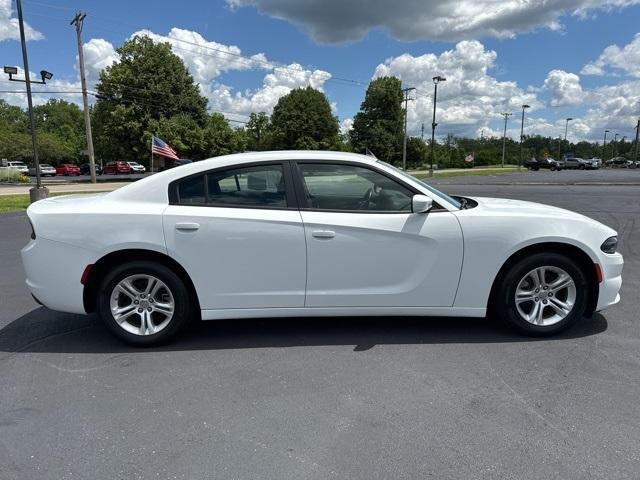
[109,150,379,202]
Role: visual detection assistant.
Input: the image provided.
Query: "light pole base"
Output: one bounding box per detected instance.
[428,168,434,177]
[29,186,49,203]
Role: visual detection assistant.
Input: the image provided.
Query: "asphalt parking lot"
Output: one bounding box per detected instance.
[0,173,639,479]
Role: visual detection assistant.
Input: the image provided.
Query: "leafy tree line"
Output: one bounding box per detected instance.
[2,35,635,169]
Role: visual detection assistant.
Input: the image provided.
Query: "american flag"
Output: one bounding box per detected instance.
[151,136,179,160]
[464,153,475,163]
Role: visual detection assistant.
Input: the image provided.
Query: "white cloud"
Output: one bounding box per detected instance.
[226,0,640,43]
[581,33,640,77]
[373,41,538,137]
[0,0,43,42]
[126,28,331,118]
[543,70,584,106]
[81,38,119,86]
[340,118,353,134]
[131,27,271,84]
[206,63,332,117]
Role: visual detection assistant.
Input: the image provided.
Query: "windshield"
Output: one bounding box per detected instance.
[376,160,462,209]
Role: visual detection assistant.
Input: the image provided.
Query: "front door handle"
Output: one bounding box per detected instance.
[312,230,335,239]
[175,222,200,231]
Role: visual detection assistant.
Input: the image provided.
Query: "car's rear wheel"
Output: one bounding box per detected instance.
[493,252,589,336]
[97,261,193,346]
[578,164,585,170]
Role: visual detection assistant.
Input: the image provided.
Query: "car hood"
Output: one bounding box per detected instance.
[468,196,611,228]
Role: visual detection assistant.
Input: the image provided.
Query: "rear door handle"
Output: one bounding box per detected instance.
[175,222,200,231]
[312,230,335,239]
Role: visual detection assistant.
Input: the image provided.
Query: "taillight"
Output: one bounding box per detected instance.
[28,218,35,240]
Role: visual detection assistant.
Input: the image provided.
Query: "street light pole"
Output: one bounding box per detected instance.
[14,0,48,201]
[603,129,609,161]
[518,105,530,171]
[500,112,512,168]
[71,12,97,184]
[429,76,445,177]
[401,86,415,171]
[634,120,640,164]
[613,133,620,157]
[564,117,573,141]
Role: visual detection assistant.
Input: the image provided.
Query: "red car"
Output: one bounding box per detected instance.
[103,161,132,175]
[55,163,81,176]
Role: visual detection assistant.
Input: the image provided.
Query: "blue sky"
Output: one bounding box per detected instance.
[2,0,640,142]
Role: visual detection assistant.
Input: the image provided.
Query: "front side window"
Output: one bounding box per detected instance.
[175,164,287,208]
[298,163,413,212]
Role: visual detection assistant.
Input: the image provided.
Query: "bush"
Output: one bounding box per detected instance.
[0,168,26,183]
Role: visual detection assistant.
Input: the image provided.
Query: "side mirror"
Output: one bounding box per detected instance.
[412,194,433,213]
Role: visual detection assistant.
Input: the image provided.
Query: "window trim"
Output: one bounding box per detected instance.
[291,159,445,214]
[168,161,298,210]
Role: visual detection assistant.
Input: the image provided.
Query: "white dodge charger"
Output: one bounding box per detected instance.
[21,151,623,346]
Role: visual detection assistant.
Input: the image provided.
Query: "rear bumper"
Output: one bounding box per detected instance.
[21,236,93,314]
[595,252,623,312]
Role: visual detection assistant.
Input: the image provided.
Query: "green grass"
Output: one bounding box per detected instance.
[0,191,107,213]
[414,166,520,179]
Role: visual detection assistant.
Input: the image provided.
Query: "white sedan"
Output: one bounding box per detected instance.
[21,151,623,346]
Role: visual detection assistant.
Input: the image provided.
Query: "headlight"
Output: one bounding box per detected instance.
[600,236,617,254]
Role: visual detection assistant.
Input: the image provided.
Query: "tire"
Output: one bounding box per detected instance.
[550,166,557,171]
[97,261,194,346]
[492,252,589,336]
[578,164,585,170]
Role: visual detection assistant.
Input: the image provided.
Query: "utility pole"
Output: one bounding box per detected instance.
[401,87,415,171]
[71,12,97,183]
[420,122,425,170]
[500,112,512,168]
[518,105,530,171]
[429,76,446,177]
[634,120,640,164]
[603,130,609,161]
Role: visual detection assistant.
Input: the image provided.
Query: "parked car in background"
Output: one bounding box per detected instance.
[159,158,193,171]
[524,158,562,171]
[606,157,635,168]
[28,164,57,176]
[55,163,81,176]
[589,158,602,168]
[103,161,132,175]
[127,161,146,173]
[563,157,597,170]
[79,163,103,176]
[5,161,29,174]
[22,151,623,346]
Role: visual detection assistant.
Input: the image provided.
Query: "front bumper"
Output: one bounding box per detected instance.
[595,252,623,312]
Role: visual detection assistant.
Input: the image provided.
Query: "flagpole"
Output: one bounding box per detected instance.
[150,136,153,173]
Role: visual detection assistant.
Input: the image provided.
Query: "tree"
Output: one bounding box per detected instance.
[269,87,339,150]
[92,35,208,164]
[406,137,428,169]
[34,99,85,161]
[203,113,247,157]
[349,76,404,163]
[245,112,271,151]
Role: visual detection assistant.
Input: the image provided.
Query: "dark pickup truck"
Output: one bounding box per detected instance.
[524,158,562,171]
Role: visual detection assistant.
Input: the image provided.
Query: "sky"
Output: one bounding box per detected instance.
[1,0,640,143]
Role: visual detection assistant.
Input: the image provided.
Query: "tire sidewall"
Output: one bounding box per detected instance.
[497,252,589,335]
[97,261,192,346]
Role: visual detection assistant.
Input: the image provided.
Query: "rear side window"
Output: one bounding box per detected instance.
[177,175,205,204]
[174,164,288,208]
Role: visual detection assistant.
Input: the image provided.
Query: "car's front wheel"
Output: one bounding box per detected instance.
[97,261,193,346]
[493,252,589,336]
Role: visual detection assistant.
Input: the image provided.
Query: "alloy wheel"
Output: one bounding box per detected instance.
[109,274,175,335]
[514,266,577,326]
